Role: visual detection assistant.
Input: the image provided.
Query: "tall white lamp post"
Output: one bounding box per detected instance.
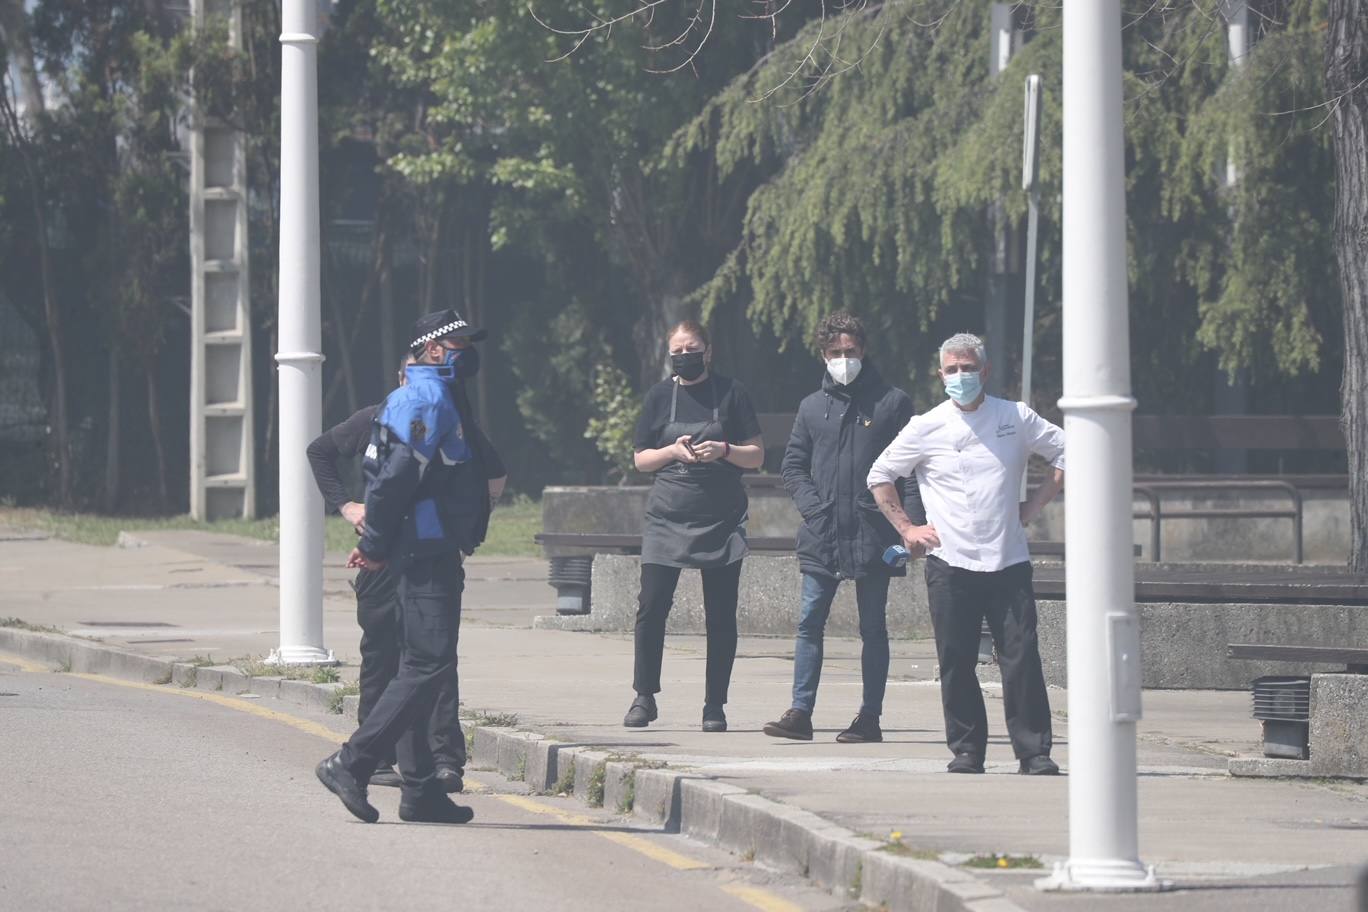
[1037,0,1164,892]
[269,0,333,666]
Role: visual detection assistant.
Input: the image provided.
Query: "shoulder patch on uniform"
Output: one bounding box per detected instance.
[364,443,378,460]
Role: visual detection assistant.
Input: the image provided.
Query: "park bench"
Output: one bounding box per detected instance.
[1227,643,1368,761]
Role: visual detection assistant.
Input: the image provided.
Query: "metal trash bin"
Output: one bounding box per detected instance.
[1251,675,1311,760]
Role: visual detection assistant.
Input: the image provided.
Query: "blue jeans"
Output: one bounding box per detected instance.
[791,572,891,716]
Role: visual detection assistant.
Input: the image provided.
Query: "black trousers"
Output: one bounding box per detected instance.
[924,556,1052,760]
[353,565,466,771]
[633,561,741,706]
[340,555,464,798]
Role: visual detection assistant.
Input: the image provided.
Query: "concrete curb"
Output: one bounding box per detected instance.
[0,628,351,720]
[0,626,1025,911]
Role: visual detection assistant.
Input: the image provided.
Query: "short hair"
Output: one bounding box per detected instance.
[814,312,867,354]
[668,319,710,349]
[939,332,986,366]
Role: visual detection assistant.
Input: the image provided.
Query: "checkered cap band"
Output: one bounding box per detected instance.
[410,320,468,349]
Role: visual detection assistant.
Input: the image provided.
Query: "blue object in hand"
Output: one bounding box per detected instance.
[883,544,910,568]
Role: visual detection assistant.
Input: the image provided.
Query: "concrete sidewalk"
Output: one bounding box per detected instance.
[2,526,1364,911]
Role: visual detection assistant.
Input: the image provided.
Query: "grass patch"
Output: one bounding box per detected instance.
[480,495,543,557]
[617,776,635,814]
[464,710,519,727]
[185,655,219,668]
[55,657,72,673]
[326,682,361,715]
[0,507,281,548]
[514,756,527,782]
[587,763,606,807]
[0,616,63,635]
[554,764,575,796]
[963,853,1044,870]
[230,655,342,683]
[178,666,198,688]
[152,669,173,685]
[1,498,543,558]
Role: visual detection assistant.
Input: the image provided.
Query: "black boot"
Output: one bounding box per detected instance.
[316,751,379,823]
[398,792,475,824]
[702,703,727,733]
[947,752,985,774]
[623,693,658,728]
[835,712,883,743]
[763,708,813,741]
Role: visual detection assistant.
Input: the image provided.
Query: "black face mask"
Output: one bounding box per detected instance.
[671,350,707,381]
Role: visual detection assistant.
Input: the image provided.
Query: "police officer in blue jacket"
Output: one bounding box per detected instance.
[316,310,489,824]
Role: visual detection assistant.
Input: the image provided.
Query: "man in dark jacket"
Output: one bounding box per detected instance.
[315,309,491,825]
[763,312,923,743]
[306,352,506,792]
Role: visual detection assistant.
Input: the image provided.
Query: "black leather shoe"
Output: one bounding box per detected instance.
[623,694,658,728]
[398,793,475,824]
[435,765,465,793]
[1019,755,1060,776]
[701,704,727,733]
[835,713,883,743]
[369,765,402,788]
[316,751,379,822]
[947,752,985,774]
[763,708,814,740]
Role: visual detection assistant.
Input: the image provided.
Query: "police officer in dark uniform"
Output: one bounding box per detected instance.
[306,352,506,792]
[316,310,490,824]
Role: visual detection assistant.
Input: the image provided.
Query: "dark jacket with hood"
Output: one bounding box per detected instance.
[782,361,925,579]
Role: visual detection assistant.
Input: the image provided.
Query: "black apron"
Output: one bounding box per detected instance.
[640,378,749,568]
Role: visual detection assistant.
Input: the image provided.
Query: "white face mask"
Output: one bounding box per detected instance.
[826,356,862,386]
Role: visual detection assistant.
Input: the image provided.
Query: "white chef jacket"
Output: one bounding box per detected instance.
[867,396,1065,573]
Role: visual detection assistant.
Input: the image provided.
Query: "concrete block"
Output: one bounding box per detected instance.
[1228,756,1313,778]
[716,793,784,864]
[525,738,562,793]
[817,834,884,900]
[215,667,251,694]
[342,694,360,720]
[572,749,611,807]
[470,724,501,769]
[278,678,326,711]
[192,667,225,691]
[602,761,635,813]
[965,898,1031,912]
[247,676,282,700]
[495,731,541,782]
[171,663,197,686]
[631,768,685,828]
[678,778,750,844]
[772,811,845,881]
[565,553,933,639]
[1310,674,1368,778]
[1035,600,1368,690]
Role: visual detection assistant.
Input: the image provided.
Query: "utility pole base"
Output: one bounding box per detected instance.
[264,646,338,667]
[1036,860,1170,893]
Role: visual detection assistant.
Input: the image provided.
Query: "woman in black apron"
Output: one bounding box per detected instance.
[624,321,765,732]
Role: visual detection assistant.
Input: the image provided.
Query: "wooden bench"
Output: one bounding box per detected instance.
[1227,643,1368,674]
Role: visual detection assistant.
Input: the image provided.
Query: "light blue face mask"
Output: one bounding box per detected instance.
[944,370,983,406]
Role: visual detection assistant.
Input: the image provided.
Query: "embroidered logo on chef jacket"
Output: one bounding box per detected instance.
[995,421,1017,438]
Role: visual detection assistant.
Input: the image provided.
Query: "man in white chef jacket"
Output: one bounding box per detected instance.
[868,333,1065,775]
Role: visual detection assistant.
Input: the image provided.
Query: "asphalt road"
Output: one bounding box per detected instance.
[0,656,854,912]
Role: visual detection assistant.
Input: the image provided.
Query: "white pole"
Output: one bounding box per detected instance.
[269,0,333,666]
[1020,75,1042,503]
[1037,0,1163,893]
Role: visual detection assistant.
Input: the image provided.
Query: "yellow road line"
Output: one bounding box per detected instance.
[494,792,711,871]
[7,657,803,912]
[64,672,345,744]
[0,651,51,673]
[721,883,806,912]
